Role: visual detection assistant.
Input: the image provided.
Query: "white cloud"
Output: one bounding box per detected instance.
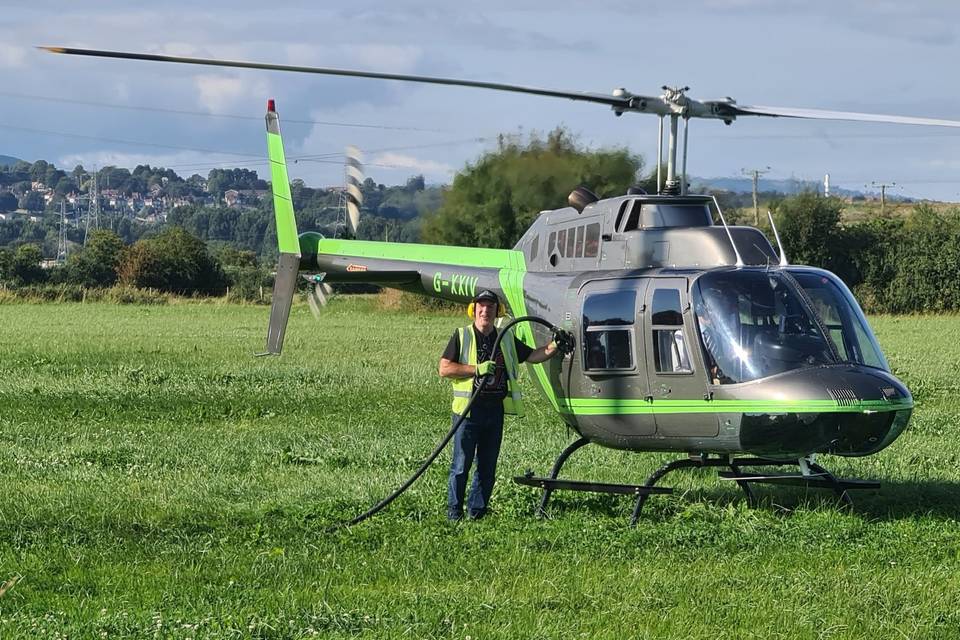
[192,74,270,113]
[348,45,423,72]
[372,152,453,175]
[0,44,26,69]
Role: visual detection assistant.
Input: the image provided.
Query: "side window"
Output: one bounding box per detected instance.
[529,235,539,262]
[622,204,641,232]
[547,231,556,258]
[565,228,576,257]
[584,223,600,257]
[651,288,691,373]
[557,229,567,257]
[614,201,631,232]
[574,225,585,257]
[583,290,636,371]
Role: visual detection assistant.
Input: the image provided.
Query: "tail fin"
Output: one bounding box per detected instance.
[262,99,300,356]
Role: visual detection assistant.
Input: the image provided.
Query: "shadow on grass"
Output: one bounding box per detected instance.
[515,475,960,522]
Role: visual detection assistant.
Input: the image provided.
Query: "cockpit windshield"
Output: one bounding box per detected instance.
[786,268,889,371]
[692,270,837,384]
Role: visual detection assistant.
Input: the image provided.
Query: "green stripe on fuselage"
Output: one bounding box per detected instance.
[315,238,521,268]
[267,131,299,255]
[562,397,914,416]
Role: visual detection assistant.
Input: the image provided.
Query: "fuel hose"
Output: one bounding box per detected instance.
[332,315,567,529]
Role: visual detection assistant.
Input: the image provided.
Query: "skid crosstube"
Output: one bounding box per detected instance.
[514,439,881,526]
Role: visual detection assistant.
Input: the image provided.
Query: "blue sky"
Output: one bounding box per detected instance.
[2,1,959,200]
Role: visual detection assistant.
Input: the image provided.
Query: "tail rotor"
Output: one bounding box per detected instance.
[261,99,301,356]
[305,275,333,320]
[344,145,364,237]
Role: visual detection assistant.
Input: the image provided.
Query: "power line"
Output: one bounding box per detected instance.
[0,90,444,133]
[0,123,264,158]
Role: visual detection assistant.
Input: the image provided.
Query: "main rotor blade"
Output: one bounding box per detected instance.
[727,103,960,128]
[40,46,631,108]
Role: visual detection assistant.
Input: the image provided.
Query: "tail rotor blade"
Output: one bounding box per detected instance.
[262,99,301,355]
[265,253,300,354]
[306,279,332,320]
[345,146,364,236]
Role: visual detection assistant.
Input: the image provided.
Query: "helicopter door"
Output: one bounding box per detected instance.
[644,278,719,438]
[575,278,654,438]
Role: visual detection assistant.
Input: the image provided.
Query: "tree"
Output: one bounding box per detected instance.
[0,248,12,282]
[405,174,425,193]
[63,229,124,287]
[118,226,227,295]
[772,193,844,270]
[11,243,46,284]
[421,128,642,249]
[0,191,17,213]
[19,191,45,213]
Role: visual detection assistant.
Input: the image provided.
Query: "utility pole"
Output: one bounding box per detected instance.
[869,181,896,216]
[742,166,771,225]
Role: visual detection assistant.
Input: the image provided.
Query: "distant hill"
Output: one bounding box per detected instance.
[689,175,893,201]
[0,155,22,168]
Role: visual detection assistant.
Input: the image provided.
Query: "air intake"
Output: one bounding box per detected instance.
[829,388,859,407]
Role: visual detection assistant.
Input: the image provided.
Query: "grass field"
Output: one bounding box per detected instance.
[1,298,960,639]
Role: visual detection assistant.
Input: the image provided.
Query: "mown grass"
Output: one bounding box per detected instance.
[1,299,959,638]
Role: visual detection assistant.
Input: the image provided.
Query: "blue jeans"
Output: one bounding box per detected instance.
[447,402,504,519]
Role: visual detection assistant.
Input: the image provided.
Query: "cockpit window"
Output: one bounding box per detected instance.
[788,269,889,371]
[692,271,836,384]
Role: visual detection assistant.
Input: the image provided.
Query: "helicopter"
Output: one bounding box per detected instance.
[42,46,959,522]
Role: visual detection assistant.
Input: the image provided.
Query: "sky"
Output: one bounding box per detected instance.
[2,1,959,201]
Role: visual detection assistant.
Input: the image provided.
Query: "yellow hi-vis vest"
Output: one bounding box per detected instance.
[451,324,524,418]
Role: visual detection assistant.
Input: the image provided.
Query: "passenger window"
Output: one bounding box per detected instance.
[557,229,566,257]
[565,228,576,257]
[574,226,585,257]
[584,223,600,257]
[530,235,539,261]
[651,288,691,373]
[547,231,556,257]
[583,290,636,371]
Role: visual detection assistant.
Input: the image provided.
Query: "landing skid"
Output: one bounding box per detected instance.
[513,439,880,526]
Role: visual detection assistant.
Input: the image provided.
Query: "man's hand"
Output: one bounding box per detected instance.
[551,328,575,355]
[476,360,496,377]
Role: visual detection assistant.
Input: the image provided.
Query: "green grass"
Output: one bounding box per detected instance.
[1,298,959,638]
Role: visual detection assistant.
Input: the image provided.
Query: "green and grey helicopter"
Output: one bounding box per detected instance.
[44,46,960,520]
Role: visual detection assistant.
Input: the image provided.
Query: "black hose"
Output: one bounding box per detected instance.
[333,315,558,529]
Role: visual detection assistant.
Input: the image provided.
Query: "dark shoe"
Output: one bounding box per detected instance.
[447,510,463,521]
[468,509,488,520]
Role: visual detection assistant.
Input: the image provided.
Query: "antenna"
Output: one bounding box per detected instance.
[710,195,744,267]
[766,210,788,266]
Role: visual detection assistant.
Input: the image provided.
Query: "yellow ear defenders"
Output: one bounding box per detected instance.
[467,301,506,319]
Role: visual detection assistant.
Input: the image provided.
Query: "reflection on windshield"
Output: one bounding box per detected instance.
[692,271,836,383]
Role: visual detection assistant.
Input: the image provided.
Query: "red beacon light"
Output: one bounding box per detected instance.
[267,99,276,113]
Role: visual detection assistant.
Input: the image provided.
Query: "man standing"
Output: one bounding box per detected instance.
[439,289,566,521]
